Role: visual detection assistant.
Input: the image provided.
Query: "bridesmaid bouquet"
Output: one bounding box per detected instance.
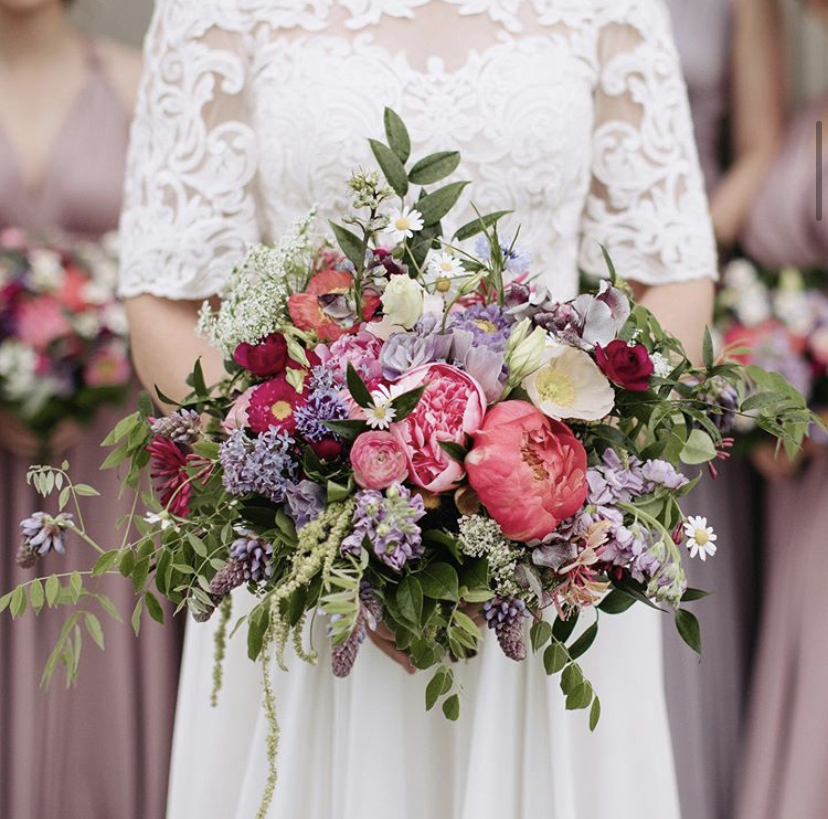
[1,112,813,815]
[714,258,828,447]
[0,229,130,444]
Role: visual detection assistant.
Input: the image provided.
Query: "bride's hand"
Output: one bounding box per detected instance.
[0,411,79,459]
[749,439,809,482]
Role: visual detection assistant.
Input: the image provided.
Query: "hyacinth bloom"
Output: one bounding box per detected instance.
[391,363,487,493]
[466,401,588,542]
[288,269,359,342]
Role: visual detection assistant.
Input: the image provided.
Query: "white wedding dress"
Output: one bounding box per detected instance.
[119,2,717,817]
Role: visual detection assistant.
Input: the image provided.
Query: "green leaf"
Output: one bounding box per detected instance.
[560,662,584,695]
[438,440,467,463]
[326,477,354,503]
[101,411,141,447]
[84,612,105,650]
[396,576,424,627]
[408,151,461,185]
[369,139,409,197]
[681,587,711,603]
[29,578,44,614]
[567,622,598,661]
[543,641,569,675]
[530,620,553,653]
[740,392,788,413]
[247,605,269,662]
[187,533,208,558]
[589,696,602,731]
[453,210,512,242]
[119,548,136,578]
[442,693,460,721]
[384,107,411,163]
[552,611,579,644]
[145,591,165,625]
[425,666,453,711]
[58,487,70,511]
[74,484,100,497]
[330,221,365,271]
[566,681,593,711]
[416,181,470,226]
[680,428,717,465]
[69,571,83,602]
[453,610,481,640]
[675,608,702,655]
[597,589,637,615]
[45,576,60,607]
[138,390,154,419]
[92,550,120,578]
[191,358,209,398]
[101,441,130,470]
[321,419,368,441]
[131,598,143,636]
[346,363,374,409]
[417,563,460,602]
[702,326,714,369]
[390,385,426,422]
[600,245,617,282]
[0,591,12,615]
[93,593,123,623]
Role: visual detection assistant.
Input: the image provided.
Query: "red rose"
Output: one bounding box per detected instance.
[309,437,344,461]
[233,332,289,377]
[595,340,654,392]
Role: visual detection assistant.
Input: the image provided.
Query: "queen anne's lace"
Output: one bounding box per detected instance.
[119,0,717,301]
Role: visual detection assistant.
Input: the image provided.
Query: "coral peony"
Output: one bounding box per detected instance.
[595,340,654,392]
[248,375,307,434]
[465,401,588,542]
[391,363,487,493]
[288,269,359,342]
[350,431,409,490]
[233,332,289,377]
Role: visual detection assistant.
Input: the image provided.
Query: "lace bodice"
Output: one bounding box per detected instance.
[119,0,717,300]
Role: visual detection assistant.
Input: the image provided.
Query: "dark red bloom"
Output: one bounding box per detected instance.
[309,437,344,461]
[148,437,195,517]
[595,340,654,392]
[247,375,308,435]
[233,332,289,377]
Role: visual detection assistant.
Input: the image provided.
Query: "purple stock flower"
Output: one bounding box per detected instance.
[341,483,425,570]
[285,480,326,529]
[641,459,689,491]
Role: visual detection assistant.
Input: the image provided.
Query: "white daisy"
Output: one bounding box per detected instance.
[364,402,397,430]
[683,516,718,561]
[371,383,405,405]
[428,251,464,285]
[385,206,424,244]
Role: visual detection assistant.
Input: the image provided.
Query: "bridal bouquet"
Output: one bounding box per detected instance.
[715,258,828,446]
[1,111,812,815]
[0,230,130,442]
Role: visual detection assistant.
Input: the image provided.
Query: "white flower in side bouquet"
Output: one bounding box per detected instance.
[384,205,424,243]
[683,516,718,561]
[522,341,615,422]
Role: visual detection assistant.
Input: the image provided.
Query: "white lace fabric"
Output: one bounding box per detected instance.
[118,0,717,301]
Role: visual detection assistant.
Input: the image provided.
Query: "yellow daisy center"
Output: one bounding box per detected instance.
[474,319,499,333]
[693,529,709,546]
[535,366,576,407]
[271,401,293,421]
[373,406,388,419]
[394,217,411,231]
[436,277,452,292]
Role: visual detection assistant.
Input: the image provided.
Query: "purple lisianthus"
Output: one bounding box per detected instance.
[341,483,425,570]
[450,329,505,402]
[380,316,453,381]
[285,480,326,529]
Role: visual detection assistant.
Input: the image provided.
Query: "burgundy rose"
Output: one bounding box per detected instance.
[309,437,344,461]
[595,340,655,392]
[233,333,289,377]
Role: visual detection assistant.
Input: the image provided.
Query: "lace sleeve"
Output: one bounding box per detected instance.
[578,0,718,285]
[118,1,260,300]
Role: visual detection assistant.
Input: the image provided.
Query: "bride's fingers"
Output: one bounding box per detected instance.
[367,629,416,674]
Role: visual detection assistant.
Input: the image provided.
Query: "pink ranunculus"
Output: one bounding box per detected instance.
[391,363,487,493]
[222,386,257,434]
[350,431,409,490]
[465,401,588,543]
[16,296,71,350]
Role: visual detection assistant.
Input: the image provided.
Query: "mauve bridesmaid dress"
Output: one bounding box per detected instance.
[736,94,828,819]
[663,4,764,819]
[0,41,182,819]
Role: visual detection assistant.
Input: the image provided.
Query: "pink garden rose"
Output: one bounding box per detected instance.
[17,296,71,350]
[391,363,487,493]
[350,431,409,490]
[221,386,256,434]
[465,401,588,542]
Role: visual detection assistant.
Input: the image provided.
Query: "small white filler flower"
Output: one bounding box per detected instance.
[683,516,718,561]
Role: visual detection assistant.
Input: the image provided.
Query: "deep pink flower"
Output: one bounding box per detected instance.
[350,431,409,490]
[315,330,384,387]
[233,332,289,377]
[248,375,307,435]
[16,296,71,350]
[84,339,130,388]
[309,437,344,461]
[147,436,213,518]
[595,340,654,392]
[465,401,588,542]
[391,363,487,493]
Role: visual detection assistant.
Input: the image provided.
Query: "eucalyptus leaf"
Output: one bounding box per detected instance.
[370,139,409,197]
[384,107,411,163]
[408,151,460,185]
[416,181,470,226]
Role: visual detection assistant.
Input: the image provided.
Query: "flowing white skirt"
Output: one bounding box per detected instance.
[166,593,681,819]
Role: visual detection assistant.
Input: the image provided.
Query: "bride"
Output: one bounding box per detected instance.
[120,1,716,817]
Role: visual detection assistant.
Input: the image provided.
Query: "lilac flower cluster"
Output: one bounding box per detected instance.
[341,483,426,570]
[533,449,688,584]
[285,480,326,529]
[294,388,349,442]
[219,427,297,503]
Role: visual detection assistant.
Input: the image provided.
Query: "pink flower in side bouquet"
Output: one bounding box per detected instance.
[391,363,487,493]
[248,375,308,435]
[222,385,257,434]
[350,431,409,490]
[84,339,131,387]
[17,296,71,350]
[465,401,588,543]
[233,332,289,377]
[595,340,654,392]
[315,330,384,388]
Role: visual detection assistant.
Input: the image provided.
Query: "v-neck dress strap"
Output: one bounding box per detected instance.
[0,37,132,240]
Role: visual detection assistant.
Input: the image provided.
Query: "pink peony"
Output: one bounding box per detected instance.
[222,386,257,434]
[16,296,71,350]
[315,329,384,388]
[350,431,409,490]
[465,401,588,543]
[391,363,487,493]
[84,339,131,387]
